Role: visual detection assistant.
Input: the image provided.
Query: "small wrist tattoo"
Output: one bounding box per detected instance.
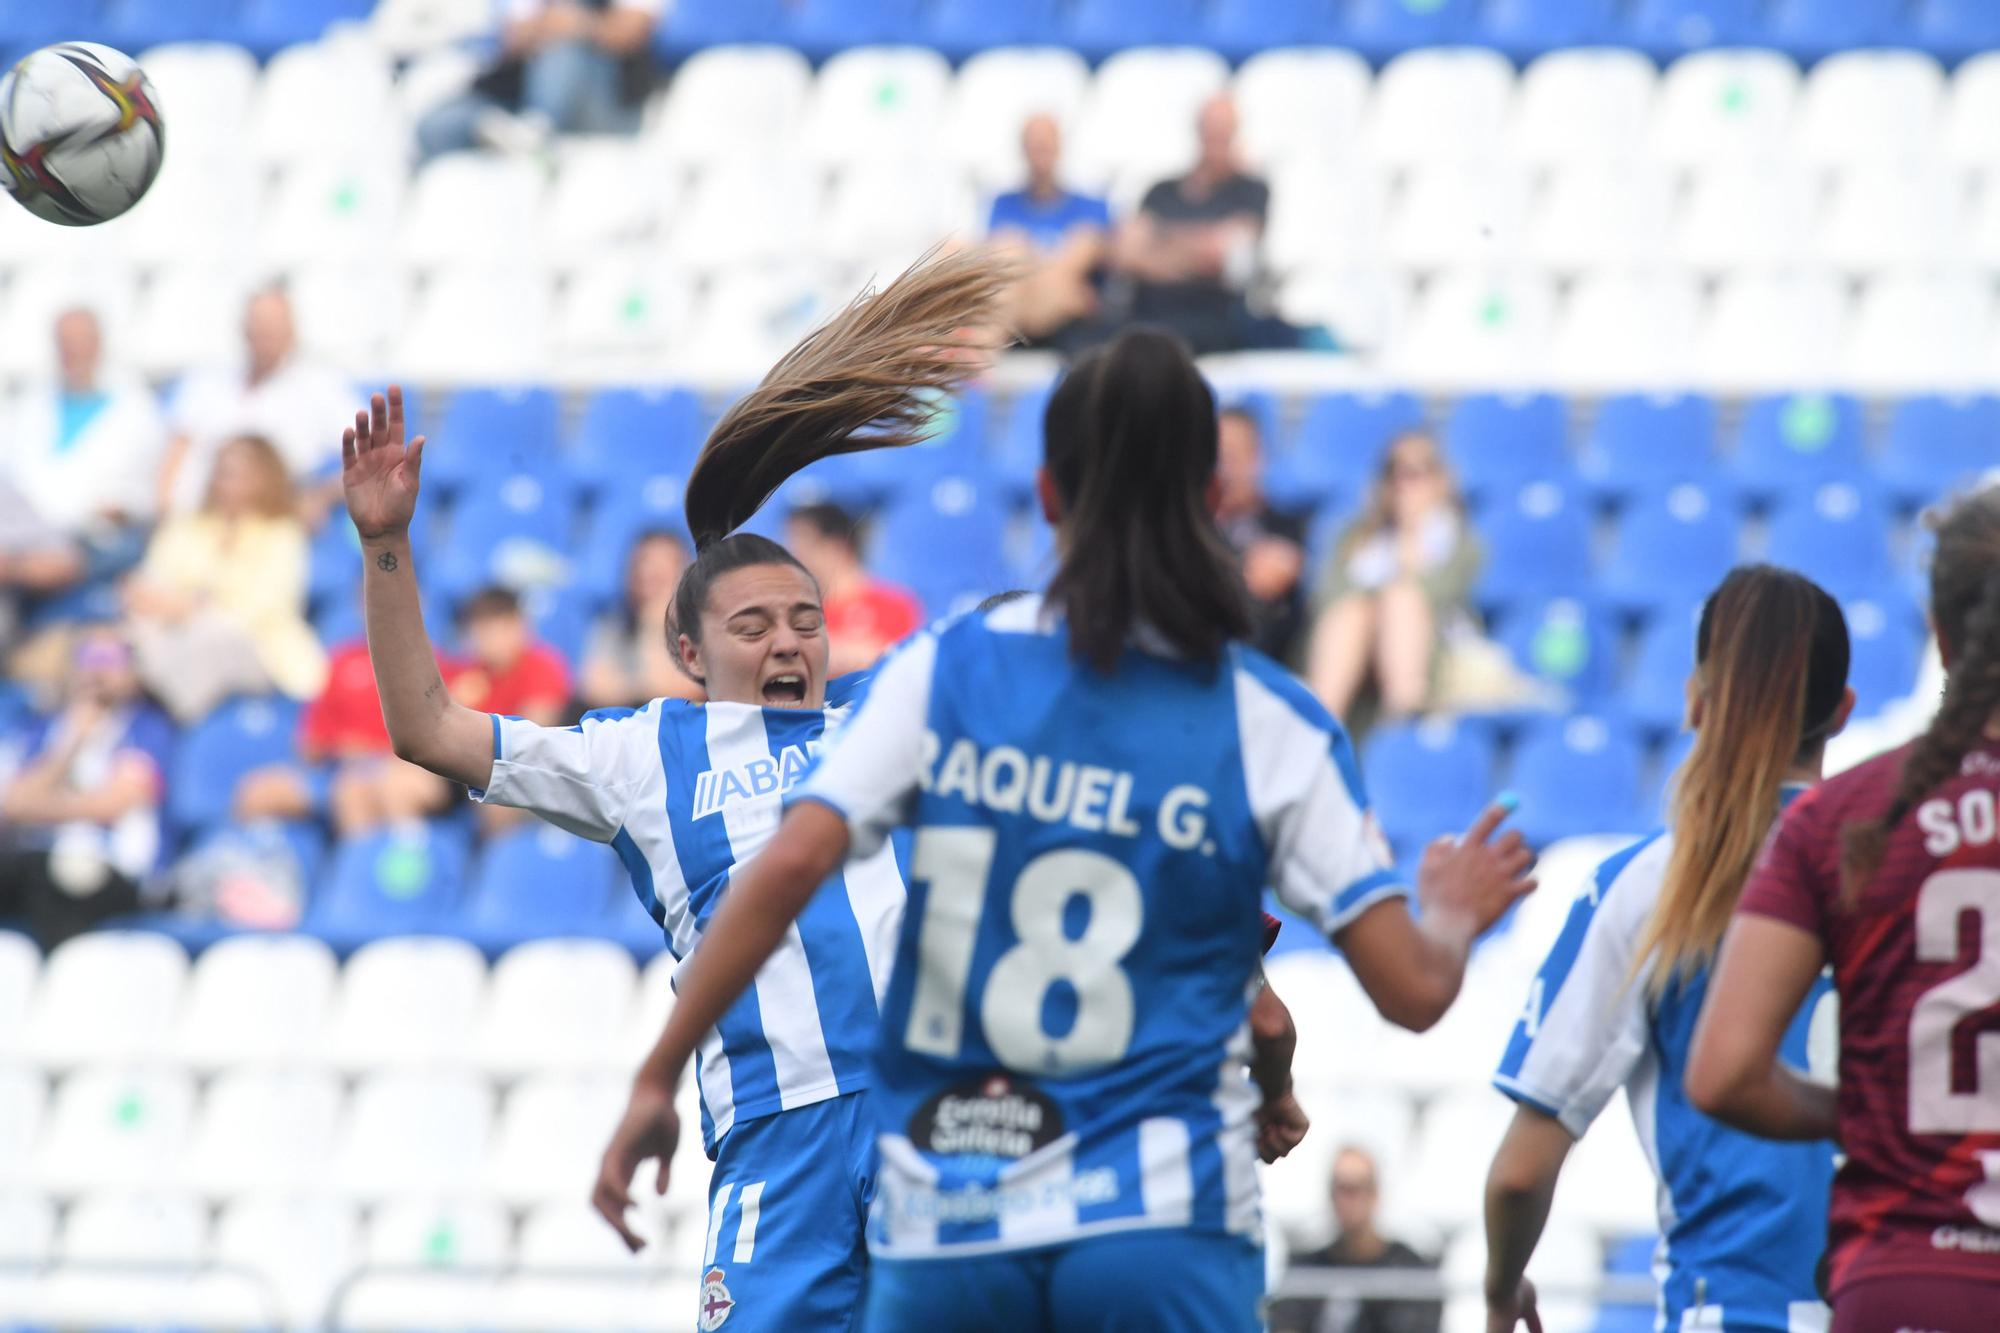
[375,550,399,573]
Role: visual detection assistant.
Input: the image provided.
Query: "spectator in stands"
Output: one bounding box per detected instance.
[0,625,174,947]
[579,530,703,710]
[232,639,466,837]
[1216,406,1307,664]
[449,586,572,833]
[1269,1146,1442,1333]
[157,286,353,525]
[1307,432,1482,728]
[0,309,165,669]
[415,0,662,162]
[987,114,1112,348]
[1113,93,1295,355]
[784,502,923,675]
[123,435,327,723]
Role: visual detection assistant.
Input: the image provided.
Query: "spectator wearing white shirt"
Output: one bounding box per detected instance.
[157,286,353,525]
[414,0,663,162]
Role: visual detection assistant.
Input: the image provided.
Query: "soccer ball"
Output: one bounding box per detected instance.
[0,42,164,226]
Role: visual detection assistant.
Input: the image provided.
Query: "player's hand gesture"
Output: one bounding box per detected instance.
[1486,1276,1542,1333]
[593,1080,680,1253]
[1418,801,1538,938]
[342,385,426,541]
[1255,1087,1310,1163]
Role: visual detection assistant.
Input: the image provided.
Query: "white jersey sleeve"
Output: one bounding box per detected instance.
[1231,652,1406,937]
[469,704,662,843]
[1493,832,1670,1138]
[794,632,938,859]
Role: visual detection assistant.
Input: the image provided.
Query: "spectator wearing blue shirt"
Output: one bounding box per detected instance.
[986,114,1112,347]
[0,626,174,946]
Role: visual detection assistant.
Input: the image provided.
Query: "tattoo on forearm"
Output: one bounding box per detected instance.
[376,550,399,573]
[423,679,443,702]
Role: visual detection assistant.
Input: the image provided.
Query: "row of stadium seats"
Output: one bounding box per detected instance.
[10,0,1994,66]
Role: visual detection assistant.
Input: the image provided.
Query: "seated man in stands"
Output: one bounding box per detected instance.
[783,503,922,676]
[986,113,1113,350]
[1113,93,1298,355]
[1270,1146,1442,1333]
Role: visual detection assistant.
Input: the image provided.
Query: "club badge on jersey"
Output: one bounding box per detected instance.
[699,1266,735,1330]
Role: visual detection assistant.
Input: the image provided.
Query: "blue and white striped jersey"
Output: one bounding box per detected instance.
[471,674,906,1153]
[1495,798,1837,1333]
[793,596,1405,1259]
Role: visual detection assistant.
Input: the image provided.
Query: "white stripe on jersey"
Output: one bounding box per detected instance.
[696,1025,737,1143]
[707,705,838,1108]
[1214,1021,1263,1240]
[997,1135,1079,1244]
[842,839,906,1008]
[1137,1118,1193,1227]
[876,1134,941,1253]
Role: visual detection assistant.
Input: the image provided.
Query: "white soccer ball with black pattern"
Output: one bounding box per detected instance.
[0,42,164,226]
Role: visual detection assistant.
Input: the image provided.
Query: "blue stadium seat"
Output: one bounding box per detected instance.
[236,0,374,56]
[306,518,362,621]
[1731,393,1870,506]
[925,0,1062,56]
[1272,391,1423,516]
[1641,729,1697,824]
[1443,393,1571,507]
[1763,0,1904,60]
[569,388,703,504]
[1622,605,1702,736]
[870,468,1016,619]
[1064,0,1206,56]
[1475,481,1595,615]
[1498,597,1617,705]
[784,0,919,57]
[1844,591,1923,719]
[1599,483,1740,620]
[1594,1235,1665,1332]
[522,585,596,666]
[990,384,1052,500]
[308,822,471,948]
[656,0,784,53]
[1,0,104,48]
[427,387,565,503]
[1344,0,1478,59]
[1764,482,1895,597]
[1509,715,1647,846]
[1915,0,2000,62]
[1205,0,1328,60]
[167,696,303,838]
[1629,0,1762,59]
[577,475,690,610]
[431,471,578,606]
[1878,395,2000,511]
[457,824,621,955]
[97,0,238,50]
[1477,0,1621,59]
[1362,719,1496,856]
[1579,394,1721,506]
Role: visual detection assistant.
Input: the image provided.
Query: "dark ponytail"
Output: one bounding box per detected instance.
[1041,328,1251,671]
[1843,488,2000,899]
[664,247,1015,670]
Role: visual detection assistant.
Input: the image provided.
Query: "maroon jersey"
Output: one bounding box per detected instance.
[1738,740,2000,1298]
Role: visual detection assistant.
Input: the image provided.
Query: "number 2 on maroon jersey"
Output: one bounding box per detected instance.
[1909,869,2000,1134]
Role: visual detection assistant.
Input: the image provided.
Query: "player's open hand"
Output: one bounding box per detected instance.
[1418,801,1538,939]
[1255,1088,1310,1163]
[592,1081,680,1253]
[341,385,426,541]
[1486,1276,1542,1333]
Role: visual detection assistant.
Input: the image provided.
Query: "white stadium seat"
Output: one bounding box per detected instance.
[180,1070,343,1198]
[289,263,411,379]
[398,153,548,270]
[257,158,408,269]
[544,139,677,258]
[172,933,340,1070]
[1797,49,1946,170]
[327,1071,494,1199]
[1841,274,1994,393]
[345,1198,508,1333]
[394,266,554,384]
[1694,271,1846,393]
[115,151,260,268]
[0,931,37,1061]
[205,1196,362,1332]
[135,44,260,160]
[34,1068,197,1196]
[1651,49,1801,169]
[1815,164,1965,274]
[1673,163,1819,275]
[1071,47,1231,186]
[948,47,1092,192]
[1943,52,2000,171]
[0,1070,47,1188]
[489,1203,671,1333]
[1511,49,1658,168]
[1528,164,1673,275]
[819,161,980,270]
[324,936,488,1071]
[1384,164,1530,273]
[676,268,842,379]
[1399,1089,1516,1229]
[484,1073,630,1207]
[1965,171,2000,269]
[553,258,697,384]
[1264,163,1387,277]
[1560,1109,1663,1236]
[0,1193,55,1326]
[1265,952,1389,1092]
[132,265,253,379]
[1442,1219,1602,1333]
[252,35,405,166]
[0,264,142,382]
[26,932,188,1069]
[1273,266,1411,356]
[1370,951,1536,1096]
[666,160,822,273]
[804,46,953,166]
[41,1192,210,1331]
[651,45,813,169]
[1234,48,1372,172]
[1365,47,1515,169]
[473,938,640,1076]
[1390,268,1555,390]
[627,948,680,1065]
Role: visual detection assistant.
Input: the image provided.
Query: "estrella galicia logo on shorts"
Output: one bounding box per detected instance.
[909,1071,1063,1160]
[699,1266,734,1329]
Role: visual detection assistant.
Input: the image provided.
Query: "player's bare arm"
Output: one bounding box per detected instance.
[1482,1107,1572,1333]
[1686,914,1838,1142]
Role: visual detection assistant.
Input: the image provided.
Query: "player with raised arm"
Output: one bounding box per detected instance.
[1484,566,1853,1333]
[592,318,1536,1330]
[1688,492,2000,1333]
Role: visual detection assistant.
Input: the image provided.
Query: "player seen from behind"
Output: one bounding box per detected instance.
[594,296,1536,1330]
[1484,565,1852,1333]
[1688,490,2000,1333]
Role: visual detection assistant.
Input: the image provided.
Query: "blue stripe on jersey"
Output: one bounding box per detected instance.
[611,828,662,925]
[1495,830,1662,1082]
[1332,867,1403,921]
